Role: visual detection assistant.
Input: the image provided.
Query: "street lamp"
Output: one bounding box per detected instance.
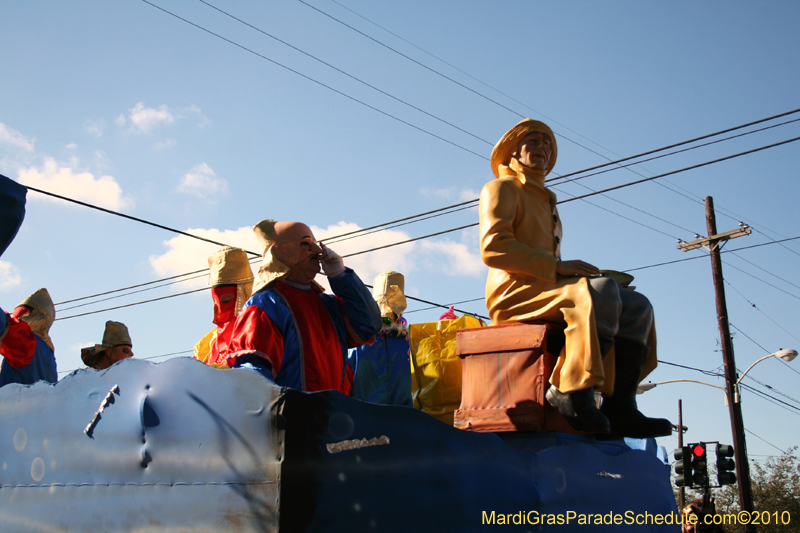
[640,349,796,524]
[734,349,797,403]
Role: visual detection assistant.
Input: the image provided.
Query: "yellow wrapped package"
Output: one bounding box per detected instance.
[409,315,483,425]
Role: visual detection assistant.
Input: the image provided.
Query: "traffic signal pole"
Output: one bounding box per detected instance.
[704,196,756,531]
[678,399,685,511]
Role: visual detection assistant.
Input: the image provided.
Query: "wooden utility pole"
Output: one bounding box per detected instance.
[679,196,755,531]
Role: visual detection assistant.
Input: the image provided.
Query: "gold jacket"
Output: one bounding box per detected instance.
[479,158,656,394]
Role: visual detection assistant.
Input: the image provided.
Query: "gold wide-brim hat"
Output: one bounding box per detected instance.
[490,118,558,178]
[372,270,407,318]
[81,321,132,367]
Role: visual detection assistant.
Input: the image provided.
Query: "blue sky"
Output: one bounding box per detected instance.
[2,1,799,462]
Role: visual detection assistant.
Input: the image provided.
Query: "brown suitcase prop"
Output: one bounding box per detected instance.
[453,322,585,435]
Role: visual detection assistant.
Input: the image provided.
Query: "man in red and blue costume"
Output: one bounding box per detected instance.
[0,173,58,387]
[222,219,382,394]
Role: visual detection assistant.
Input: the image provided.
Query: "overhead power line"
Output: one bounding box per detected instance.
[57,271,211,312]
[43,131,800,314]
[551,183,688,240]
[739,382,800,417]
[327,0,627,160]
[56,287,209,321]
[744,429,786,455]
[724,262,800,302]
[550,115,800,187]
[549,108,800,184]
[196,0,493,147]
[297,0,637,162]
[342,223,477,258]
[212,0,796,243]
[141,0,486,159]
[347,136,800,260]
[728,252,800,294]
[624,234,800,274]
[20,181,261,257]
[559,135,800,204]
[29,104,793,281]
[196,0,799,236]
[724,281,800,346]
[656,359,800,417]
[322,199,478,245]
[405,297,485,315]
[54,267,211,306]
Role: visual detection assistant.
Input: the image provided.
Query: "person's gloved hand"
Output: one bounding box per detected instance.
[320,245,345,278]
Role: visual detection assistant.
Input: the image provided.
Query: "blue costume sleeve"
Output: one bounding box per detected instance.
[233,356,277,383]
[0,174,27,258]
[328,268,383,342]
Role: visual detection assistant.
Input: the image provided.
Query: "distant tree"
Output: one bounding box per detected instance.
[677,447,799,533]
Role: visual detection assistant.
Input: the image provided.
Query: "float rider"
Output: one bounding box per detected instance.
[479,118,672,437]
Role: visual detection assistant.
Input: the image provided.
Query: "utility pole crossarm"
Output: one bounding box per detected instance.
[677,226,751,252]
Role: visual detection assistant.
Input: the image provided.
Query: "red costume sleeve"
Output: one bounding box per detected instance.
[226,306,284,377]
[0,313,37,369]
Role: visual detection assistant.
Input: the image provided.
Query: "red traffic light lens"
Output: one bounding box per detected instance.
[692,444,705,457]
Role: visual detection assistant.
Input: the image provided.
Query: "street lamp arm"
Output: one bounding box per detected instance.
[736,353,775,385]
[637,379,726,393]
[737,349,798,385]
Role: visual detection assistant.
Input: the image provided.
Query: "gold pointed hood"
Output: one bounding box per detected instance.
[208,246,254,315]
[17,288,55,351]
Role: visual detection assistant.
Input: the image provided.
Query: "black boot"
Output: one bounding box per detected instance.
[601,339,673,438]
[546,384,610,434]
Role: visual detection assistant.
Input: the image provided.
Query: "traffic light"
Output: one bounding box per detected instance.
[674,446,692,487]
[716,444,737,485]
[690,443,709,487]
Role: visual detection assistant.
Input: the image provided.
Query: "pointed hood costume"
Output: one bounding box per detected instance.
[194,246,255,367]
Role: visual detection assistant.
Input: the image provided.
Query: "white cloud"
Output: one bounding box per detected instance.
[91,150,113,174]
[17,158,134,211]
[417,239,485,276]
[115,102,207,135]
[177,163,228,199]
[420,186,456,199]
[147,222,482,295]
[0,260,22,290]
[153,138,177,151]
[420,186,480,202]
[149,227,260,288]
[312,222,419,291]
[181,104,210,127]
[65,143,77,150]
[84,118,105,138]
[126,102,174,134]
[0,123,35,152]
[459,188,480,201]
